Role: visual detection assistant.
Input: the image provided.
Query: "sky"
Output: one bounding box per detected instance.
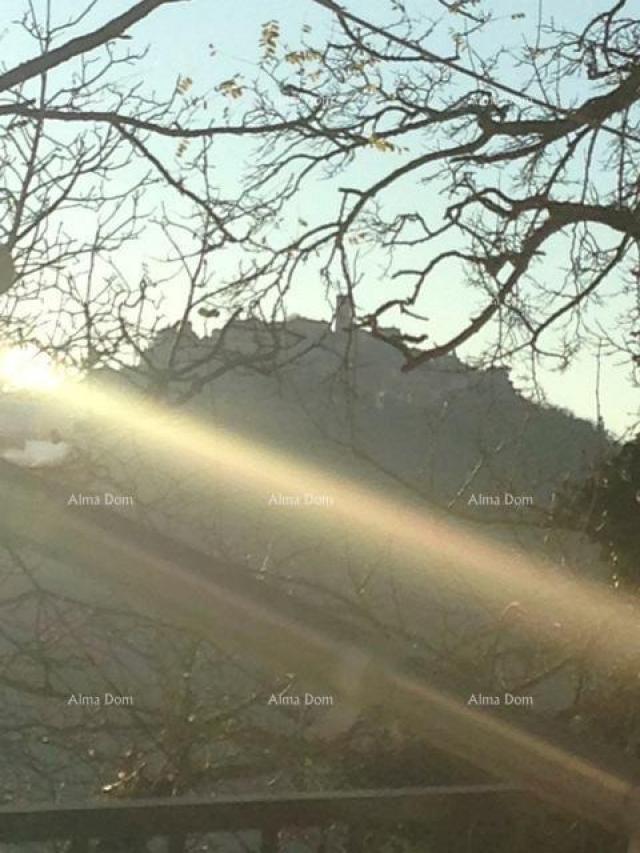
[0,0,638,437]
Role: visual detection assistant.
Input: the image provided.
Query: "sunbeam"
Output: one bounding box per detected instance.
[48,374,640,676]
[0,439,636,837]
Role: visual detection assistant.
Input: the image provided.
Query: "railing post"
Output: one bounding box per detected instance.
[168,834,186,853]
[347,825,366,853]
[262,826,279,852]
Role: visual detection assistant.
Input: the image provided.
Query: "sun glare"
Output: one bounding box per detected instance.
[0,345,64,392]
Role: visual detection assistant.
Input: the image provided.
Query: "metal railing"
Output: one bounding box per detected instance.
[0,784,532,851]
[0,784,628,852]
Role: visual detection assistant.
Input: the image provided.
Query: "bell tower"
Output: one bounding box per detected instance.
[332,294,354,333]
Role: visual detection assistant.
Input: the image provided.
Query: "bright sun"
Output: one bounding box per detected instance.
[0,345,65,392]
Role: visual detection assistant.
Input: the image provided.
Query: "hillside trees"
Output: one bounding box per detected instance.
[542,433,640,766]
[557,433,640,589]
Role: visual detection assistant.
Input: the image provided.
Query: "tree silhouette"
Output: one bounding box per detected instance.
[0,1,636,395]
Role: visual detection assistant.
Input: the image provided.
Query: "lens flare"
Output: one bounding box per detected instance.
[3,374,639,834]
